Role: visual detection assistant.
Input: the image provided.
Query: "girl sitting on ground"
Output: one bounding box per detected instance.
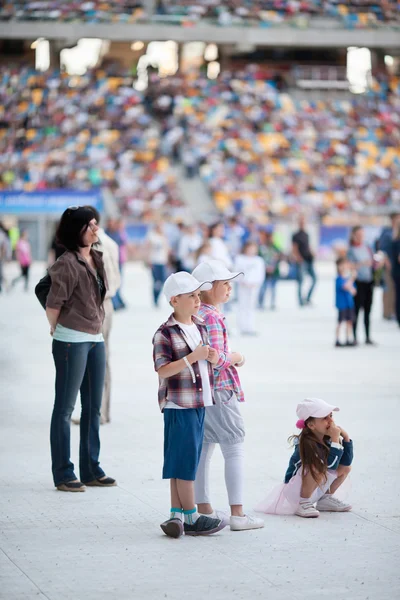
[256,397,353,518]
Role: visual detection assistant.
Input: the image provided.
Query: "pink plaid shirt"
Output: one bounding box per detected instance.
[198,303,244,402]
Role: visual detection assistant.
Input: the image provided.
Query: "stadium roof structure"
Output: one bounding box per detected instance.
[0,21,399,49]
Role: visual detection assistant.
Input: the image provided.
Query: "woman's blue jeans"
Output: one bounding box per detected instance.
[51,340,106,486]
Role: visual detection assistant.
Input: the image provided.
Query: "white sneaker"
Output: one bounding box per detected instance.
[295,501,320,518]
[230,515,265,531]
[316,495,352,512]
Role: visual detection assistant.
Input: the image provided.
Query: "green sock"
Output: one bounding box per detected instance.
[170,507,183,520]
[183,508,199,524]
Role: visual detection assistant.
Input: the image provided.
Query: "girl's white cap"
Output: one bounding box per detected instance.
[296,398,339,422]
[163,272,212,302]
[192,260,243,283]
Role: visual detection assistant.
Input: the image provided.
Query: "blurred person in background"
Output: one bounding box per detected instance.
[92,208,120,424]
[146,222,170,307]
[169,221,185,271]
[11,230,32,292]
[378,212,400,320]
[389,220,400,328]
[242,218,261,245]
[106,218,128,311]
[225,216,246,259]
[46,206,116,491]
[235,242,265,336]
[209,222,232,268]
[292,215,317,307]
[0,222,11,293]
[196,241,213,265]
[178,224,202,272]
[258,227,281,311]
[347,226,376,346]
[335,257,357,348]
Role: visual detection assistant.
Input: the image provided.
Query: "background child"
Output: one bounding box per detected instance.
[11,230,32,292]
[234,242,265,335]
[192,260,264,531]
[256,397,353,518]
[335,257,357,347]
[152,272,227,538]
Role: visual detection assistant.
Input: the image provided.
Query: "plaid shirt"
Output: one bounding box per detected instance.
[152,313,215,412]
[198,304,244,402]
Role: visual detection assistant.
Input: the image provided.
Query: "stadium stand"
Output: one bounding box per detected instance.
[0,1,145,23]
[0,67,183,220]
[155,0,400,28]
[147,67,400,216]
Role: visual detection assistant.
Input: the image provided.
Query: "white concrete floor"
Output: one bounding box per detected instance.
[0,262,399,600]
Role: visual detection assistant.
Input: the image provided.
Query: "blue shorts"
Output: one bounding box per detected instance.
[163,408,205,481]
[338,307,355,323]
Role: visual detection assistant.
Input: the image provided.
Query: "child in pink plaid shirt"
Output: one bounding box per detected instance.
[192,260,264,532]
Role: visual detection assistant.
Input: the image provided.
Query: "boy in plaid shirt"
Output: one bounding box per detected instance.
[152,272,227,538]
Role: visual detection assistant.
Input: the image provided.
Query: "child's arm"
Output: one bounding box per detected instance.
[157,343,209,379]
[338,426,353,466]
[342,279,356,296]
[206,314,241,370]
[326,423,345,470]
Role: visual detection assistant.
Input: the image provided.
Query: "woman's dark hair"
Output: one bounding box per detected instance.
[349,225,362,247]
[288,417,329,485]
[56,206,96,251]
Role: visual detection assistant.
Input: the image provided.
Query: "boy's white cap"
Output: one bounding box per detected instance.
[296,398,339,421]
[192,259,244,283]
[163,272,212,302]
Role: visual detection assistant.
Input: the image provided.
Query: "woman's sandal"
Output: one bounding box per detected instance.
[56,480,86,492]
[85,477,117,487]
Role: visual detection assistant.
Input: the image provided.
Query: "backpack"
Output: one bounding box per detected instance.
[35,272,51,309]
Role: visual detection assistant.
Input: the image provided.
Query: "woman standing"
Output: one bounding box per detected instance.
[46,206,116,491]
[390,221,400,328]
[347,226,375,345]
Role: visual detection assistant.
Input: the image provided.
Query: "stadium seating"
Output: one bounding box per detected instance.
[0,1,145,23]
[154,67,400,216]
[0,67,183,220]
[156,0,400,28]
[1,65,399,220]
[0,1,398,27]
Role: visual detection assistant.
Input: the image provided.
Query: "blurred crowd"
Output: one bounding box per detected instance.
[144,213,400,336]
[0,67,184,222]
[1,64,400,222]
[147,67,400,219]
[0,1,145,23]
[1,0,398,27]
[156,0,400,27]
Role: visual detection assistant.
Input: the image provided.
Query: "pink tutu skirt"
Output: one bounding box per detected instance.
[255,468,340,515]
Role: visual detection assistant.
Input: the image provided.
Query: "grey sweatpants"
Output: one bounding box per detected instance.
[195,389,246,506]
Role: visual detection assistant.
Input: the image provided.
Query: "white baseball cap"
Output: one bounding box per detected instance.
[192,259,244,284]
[296,398,339,422]
[163,272,212,302]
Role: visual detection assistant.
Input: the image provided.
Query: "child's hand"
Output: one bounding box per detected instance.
[326,423,341,443]
[338,426,350,442]
[207,348,219,365]
[230,351,243,365]
[191,343,209,363]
